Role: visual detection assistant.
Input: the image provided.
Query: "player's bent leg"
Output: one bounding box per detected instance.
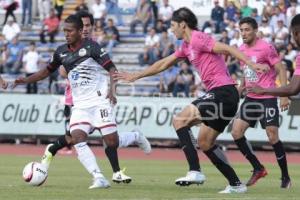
[232,119,267,186]
[266,126,291,188]
[173,104,206,186]
[102,130,132,184]
[199,124,246,193]
[72,127,110,189]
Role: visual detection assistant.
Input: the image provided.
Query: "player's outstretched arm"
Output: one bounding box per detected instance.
[13,68,51,88]
[212,42,269,73]
[248,75,300,97]
[114,54,177,82]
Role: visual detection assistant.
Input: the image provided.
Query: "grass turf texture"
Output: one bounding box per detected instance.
[0,155,299,200]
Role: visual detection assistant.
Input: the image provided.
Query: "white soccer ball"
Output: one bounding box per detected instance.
[22,162,48,186]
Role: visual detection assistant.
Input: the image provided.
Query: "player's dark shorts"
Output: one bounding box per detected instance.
[238,97,279,129]
[192,85,239,133]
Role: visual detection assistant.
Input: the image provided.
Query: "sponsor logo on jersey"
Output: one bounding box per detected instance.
[79,48,87,57]
[71,71,79,80]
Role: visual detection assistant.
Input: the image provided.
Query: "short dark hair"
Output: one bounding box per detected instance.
[29,41,35,46]
[171,7,198,30]
[291,14,300,29]
[65,14,83,30]
[76,10,94,26]
[239,17,258,29]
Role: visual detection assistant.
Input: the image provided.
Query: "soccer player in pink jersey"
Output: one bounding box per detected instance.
[114,7,268,193]
[231,17,291,189]
[250,14,300,97]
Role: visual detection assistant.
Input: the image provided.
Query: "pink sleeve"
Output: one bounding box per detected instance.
[192,32,215,53]
[174,45,186,58]
[267,44,281,66]
[294,54,300,75]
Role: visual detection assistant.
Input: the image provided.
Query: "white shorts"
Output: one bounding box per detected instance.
[70,104,117,136]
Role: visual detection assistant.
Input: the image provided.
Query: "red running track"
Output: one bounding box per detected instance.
[0,144,300,164]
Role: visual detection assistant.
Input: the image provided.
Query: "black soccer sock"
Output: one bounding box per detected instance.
[105,146,120,173]
[48,135,68,156]
[204,145,241,186]
[272,141,289,178]
[235,136,264,171]
[176,127,200,171]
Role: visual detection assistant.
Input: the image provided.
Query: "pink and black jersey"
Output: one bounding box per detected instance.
[47,39,113,108]
[174,30,235,91]
[239,39,281,99]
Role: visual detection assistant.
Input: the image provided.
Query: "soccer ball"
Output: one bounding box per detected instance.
[22,162,48,186]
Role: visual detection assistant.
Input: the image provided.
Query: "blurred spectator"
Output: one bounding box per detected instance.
[3,36,24,74]
[277,0,287,13]
[159,30,175,58]
[38,0,51,21]
[106,0,124,26]
[219,30,230,44]
[270,6,286,32]
[159,65,179,94]
[262,0,274,20]
[154,19,167,34]
[224,0,237,22]
[282,42,297,77]
[39,9,60,43]
[273,19,289,49]
[225,20,237,38]
[22,42,40,94]
[94,26,108,47]
[251,8,262,25]
[2,17,20,42]
[240,0,253,17]
[1,0,18,25]
[53,0,65,20]
[202,0,225,34]
[75,0,89,13]
[173,61,194,97]
[130,0,151,34]
[150,0,158,26]
[104,18,120,57]
[158,0,173,28]
[0,43,8,74]
[138,28,160,66]
[229,30,243,47]
[21,0,32,26]
[258,18,273,42]
[286,0,299,26]
[91,0,107,27]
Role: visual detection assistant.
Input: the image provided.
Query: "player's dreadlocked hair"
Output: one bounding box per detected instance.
[171,7,198,30]
[65,14,83,30]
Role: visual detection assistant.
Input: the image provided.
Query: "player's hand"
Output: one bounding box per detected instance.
[13,76,27,88]
[252,63,270,73]
[1,79,8,89]
[279,97,289,112]
[113,71,138,83]
[106,90,117,105]
[247,85,265,94]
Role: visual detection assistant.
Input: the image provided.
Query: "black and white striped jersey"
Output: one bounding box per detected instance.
[47,39,113,108]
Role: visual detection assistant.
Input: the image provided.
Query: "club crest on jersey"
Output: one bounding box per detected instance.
[71,71,79,80]
[79,48,87,57]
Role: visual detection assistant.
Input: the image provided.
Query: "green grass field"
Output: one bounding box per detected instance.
[0,155,299,200]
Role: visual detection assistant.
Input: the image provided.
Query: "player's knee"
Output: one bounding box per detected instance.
[198,139,212,151]
[231,126,243,140]
[266,127,279,144]
[172,115,188,130]
[103,133,119,148]
[71,131,87,144]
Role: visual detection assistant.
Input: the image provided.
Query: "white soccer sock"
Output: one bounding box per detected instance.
[118,131,139,148]
[74,142,103,179]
